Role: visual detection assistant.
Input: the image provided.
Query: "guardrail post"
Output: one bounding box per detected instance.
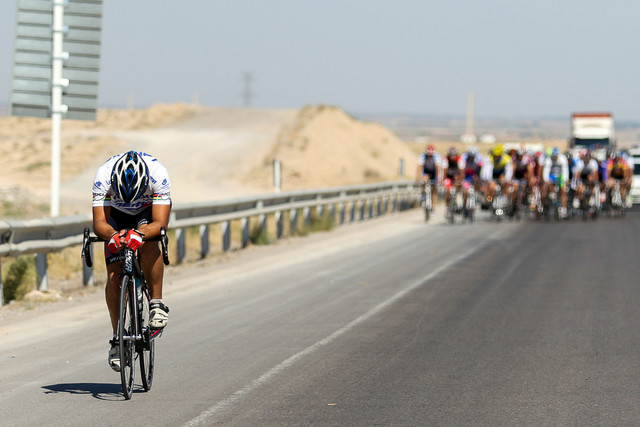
[176,228,186,264]
[329,204,335,224]
[256,200,266,238]
[222,221,231,252]
[82,243,94,287]
[339,202,345,224]
[290,209,298,235]
[303,207,311,227]
[276,211,283,239]
[368,198,374,218]
[35,253,49,291]
[200,224,210,259]
[384,195,390,214]
[350,201,356,223]
[241,217,250,248]
[360,199,366,221]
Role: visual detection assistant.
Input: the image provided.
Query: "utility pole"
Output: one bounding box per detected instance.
[461,92,477,144]
[242,72,254,107]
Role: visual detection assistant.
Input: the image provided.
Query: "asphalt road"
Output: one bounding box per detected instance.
[1,208,640,426]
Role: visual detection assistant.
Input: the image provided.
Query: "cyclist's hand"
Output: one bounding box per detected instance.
[124,229,144,251]
[107,231,123,254]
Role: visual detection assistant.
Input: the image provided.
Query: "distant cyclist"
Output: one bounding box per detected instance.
[607,151,631,204]
[481,144,513,207]
[541,147,569,217]
[460,146,483,207]
[92,151,172,371]
[416,144,441,210]
[442,146,463,212]
[575,149,599,204]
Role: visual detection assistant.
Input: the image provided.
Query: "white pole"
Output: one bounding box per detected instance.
[50,0,66,217]
[273,158,281,193]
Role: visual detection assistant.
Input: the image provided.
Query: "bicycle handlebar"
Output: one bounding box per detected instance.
[82,227,170,268]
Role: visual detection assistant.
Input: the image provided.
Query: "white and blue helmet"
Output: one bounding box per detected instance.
[111,151,149,203]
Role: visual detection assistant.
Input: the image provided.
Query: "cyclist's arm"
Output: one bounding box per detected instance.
[137,204,171,240]
[93,205,119,241]
[504,160,513,181]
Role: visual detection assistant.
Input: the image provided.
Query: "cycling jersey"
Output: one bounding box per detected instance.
[609,160,627,180]
[443,155,462,180]
[542,156,569,185]
[93,152,172,216]
[579,159,598,180]
[418,152,439,178]
[513,157,530,181]
[480,154,513,181]
[491,154,511,180]
[461,154,482,182]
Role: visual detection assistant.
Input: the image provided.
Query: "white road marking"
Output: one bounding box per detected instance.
[182,236,499,426]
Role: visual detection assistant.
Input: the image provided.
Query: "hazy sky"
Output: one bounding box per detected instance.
[1,1,639,119]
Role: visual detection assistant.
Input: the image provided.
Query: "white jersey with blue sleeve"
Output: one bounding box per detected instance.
[92,152,171,215]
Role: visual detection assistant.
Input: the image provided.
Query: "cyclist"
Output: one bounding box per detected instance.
[442,146,463,215]
[460,146,483,207]
[481,144,513,208]
[607,151,631,205]
[92,150,172,372]
[511,148,533,215]
[575,149,599,206]
[415,144,441,211]
[541,147,569,217]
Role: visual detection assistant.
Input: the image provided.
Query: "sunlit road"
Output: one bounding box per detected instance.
[1,208,640,425]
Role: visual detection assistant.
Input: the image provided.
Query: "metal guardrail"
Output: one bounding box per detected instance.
[0,181,419,305]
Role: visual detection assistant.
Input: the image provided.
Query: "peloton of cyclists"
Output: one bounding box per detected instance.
[414,143,633,221]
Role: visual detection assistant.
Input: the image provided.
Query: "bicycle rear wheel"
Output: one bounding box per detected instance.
[118,276,136,400]
[139,288,155,391]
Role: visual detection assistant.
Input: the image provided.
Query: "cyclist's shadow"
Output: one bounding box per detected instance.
[42,382,125,401]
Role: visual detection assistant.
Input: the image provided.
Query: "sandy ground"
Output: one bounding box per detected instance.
[0,103,419,217]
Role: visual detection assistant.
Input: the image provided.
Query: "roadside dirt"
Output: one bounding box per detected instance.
[0,103,419,216]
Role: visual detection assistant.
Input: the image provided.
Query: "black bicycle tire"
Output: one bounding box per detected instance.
[139,289,155,391]
[119,275,135,400]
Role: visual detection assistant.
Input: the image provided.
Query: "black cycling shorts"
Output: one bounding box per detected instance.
[104,207,153,265]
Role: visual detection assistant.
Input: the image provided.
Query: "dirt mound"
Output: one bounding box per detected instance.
[0,103,198,216]
[250,105,417,191]
[0,103,416,218]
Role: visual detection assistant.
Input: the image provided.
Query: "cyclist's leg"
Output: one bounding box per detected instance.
[140,243,169,328]
[140,242,164,301]
[106,262,122,334]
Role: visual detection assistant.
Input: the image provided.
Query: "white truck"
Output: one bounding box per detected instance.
[570,112,615,149]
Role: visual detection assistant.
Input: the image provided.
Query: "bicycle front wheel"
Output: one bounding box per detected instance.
[139,288,155,391]
[118,275,136,400]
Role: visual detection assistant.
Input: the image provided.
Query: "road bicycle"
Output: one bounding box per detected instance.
[446,184,464,224]
[82,227,170,400]
[420,180,433,222]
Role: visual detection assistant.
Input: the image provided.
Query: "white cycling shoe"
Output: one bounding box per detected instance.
[149,302,170,329]
[108,340,120,372]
